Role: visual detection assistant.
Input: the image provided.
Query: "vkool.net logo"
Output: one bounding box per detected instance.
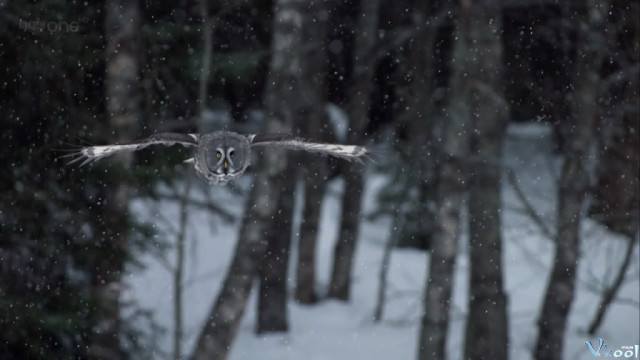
[585,338,639,358]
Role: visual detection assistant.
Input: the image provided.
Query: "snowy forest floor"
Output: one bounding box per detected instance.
[125,122,639,360]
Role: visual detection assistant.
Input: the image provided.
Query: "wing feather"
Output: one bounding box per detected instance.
[61,132,199,166]
[250,133,367,162]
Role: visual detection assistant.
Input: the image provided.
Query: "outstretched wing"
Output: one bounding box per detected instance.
[249,133,367,162]
[61,132,199,166]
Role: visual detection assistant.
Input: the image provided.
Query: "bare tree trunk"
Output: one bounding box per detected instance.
[586,2,639,334]
[329,170,364,300]
[464,0,509,359]
[373,210,404,322]
[395,0,447,251]
[418,155,468,360]
[295,162,326,304]
[89,1,139,359]
[534,2,606,359]
[191,0,304,358]
[293,0,331,303]
[328,0,381,301]
[418,2,472,358]
[257,168,295,333]
[259,0,329,325]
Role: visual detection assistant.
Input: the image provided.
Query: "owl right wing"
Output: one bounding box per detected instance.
[249,133,367,162]
[61,132,199,166]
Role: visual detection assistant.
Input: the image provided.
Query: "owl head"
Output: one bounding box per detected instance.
[194,131,251,185]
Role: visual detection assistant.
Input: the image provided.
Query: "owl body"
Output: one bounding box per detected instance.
[64,130,367,185]
[194,131,251,185]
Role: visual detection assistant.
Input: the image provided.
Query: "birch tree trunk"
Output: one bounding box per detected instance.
[89,1,140,359]
[192,0,304,358]
[464,1,509,359]
[418,2,472,358]
[328,0,381,301]
[534,1,606,359]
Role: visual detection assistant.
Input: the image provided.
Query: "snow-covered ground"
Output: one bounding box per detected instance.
[125,122,639,360]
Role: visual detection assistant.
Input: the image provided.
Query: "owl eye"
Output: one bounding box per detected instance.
[230,151,235,158]
[216,151,222,159]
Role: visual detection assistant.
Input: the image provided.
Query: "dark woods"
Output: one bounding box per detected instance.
[0,0,637,360]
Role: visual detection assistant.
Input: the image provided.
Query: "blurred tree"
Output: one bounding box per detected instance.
[328,0,381,301]
[0,1,163,359]
[418,1,472,358]
[0,1,223,359]
[191,0,303,357]
[258,0,330,323]
[587,107,639,335]
[588,0,639,238]
[256,156,296,333]
[586,0,639,336]
[534,1,609,359]
[392,0,438,252]
[371,0,453,252]
[87,1,141,359]
[464,0,509,358]
[293,1,332,305]
[0,3,103,359]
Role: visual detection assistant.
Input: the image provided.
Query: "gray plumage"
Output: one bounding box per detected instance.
[63,131,367,185]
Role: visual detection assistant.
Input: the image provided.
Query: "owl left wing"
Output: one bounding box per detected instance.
[61,132,199,166]
[249,133,367,162]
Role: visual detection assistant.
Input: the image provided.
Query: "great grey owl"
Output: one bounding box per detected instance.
[63,131,367,185]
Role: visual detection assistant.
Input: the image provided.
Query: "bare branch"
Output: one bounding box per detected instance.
[587,229,639,335]
[506,167,555,239]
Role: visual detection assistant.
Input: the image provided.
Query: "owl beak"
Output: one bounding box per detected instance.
[223,160,229,170]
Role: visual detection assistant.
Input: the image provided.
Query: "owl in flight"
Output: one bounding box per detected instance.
[63,131,367,185]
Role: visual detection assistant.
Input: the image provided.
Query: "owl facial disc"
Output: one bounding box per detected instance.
[194,131,251,185]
